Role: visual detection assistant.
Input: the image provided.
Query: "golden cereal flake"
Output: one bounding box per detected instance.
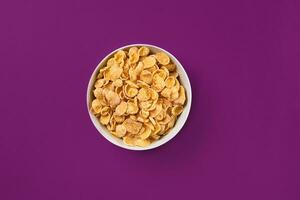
[138,46,150,56]
[100,114,111,125]
[155,52,170,65]
[169,71,179,78]
[125,80,139,88]
[149,88,159,100]
[153,69,168,80]
[123,136,135,146]
[161,88,172,98]
[167,116,176,129]
[152,122,161,135]
[94,79,107,88]
[91,99,102,114]
[100,106,110,116]
[152,74,165,92]
[128,53,139,64]
[149,103,163,118]
[170,87,179,101]
[114,50,126,63]
[105,64,123,81]
[174,86,186,105]
[164,63,176,72]
[113,79,123,87]
[126,102,139,115]
[114,115,125,123]
[137,80,150,88]
[159,114,172,125]
[139,100,152,110]
[105,90,121,107]
[142,56,156,68]
[124,84,139,98]
[160,66,170,77]
[139,126,151,139]
[155,110,165,121]
[137,88,151,102]
[165,76,176,88]
[106,58,116,67]
[135,62,144,74]
[140,109,150,118]
[134,138,150,147]
[115,124,127,138]
[115,101,127,116]
[172,105,184,116]
[128,47,138,56]
[139,70,153,84]
[123,118,142,134]
[93,88,103,99]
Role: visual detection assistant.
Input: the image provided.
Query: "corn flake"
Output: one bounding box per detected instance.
[92,99,102,114]
[137,88,151,102]
[142,56,156,68]
[115,101,127,116]
[155,52,170,65]
[138,46,150,56]
[114,124,127,138]
[100,114,111,125]
[123,118,142,134]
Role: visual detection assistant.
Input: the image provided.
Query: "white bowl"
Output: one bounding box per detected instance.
[87,44,192,150]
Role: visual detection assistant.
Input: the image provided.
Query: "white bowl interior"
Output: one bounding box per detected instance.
[87,44,192,150]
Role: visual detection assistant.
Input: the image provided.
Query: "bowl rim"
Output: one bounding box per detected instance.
[87,43,192,150]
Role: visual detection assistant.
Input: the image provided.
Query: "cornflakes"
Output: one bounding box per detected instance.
[115,101,127,116]
[138,47,150,56]
[90,46,187,147]
[155,52,170,65]
[115,124,127,137]
[142,56,156,68]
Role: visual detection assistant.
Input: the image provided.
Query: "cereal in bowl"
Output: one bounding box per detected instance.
[90,46,186,147]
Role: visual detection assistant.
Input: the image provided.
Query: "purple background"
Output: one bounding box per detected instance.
[0,0,299,199]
